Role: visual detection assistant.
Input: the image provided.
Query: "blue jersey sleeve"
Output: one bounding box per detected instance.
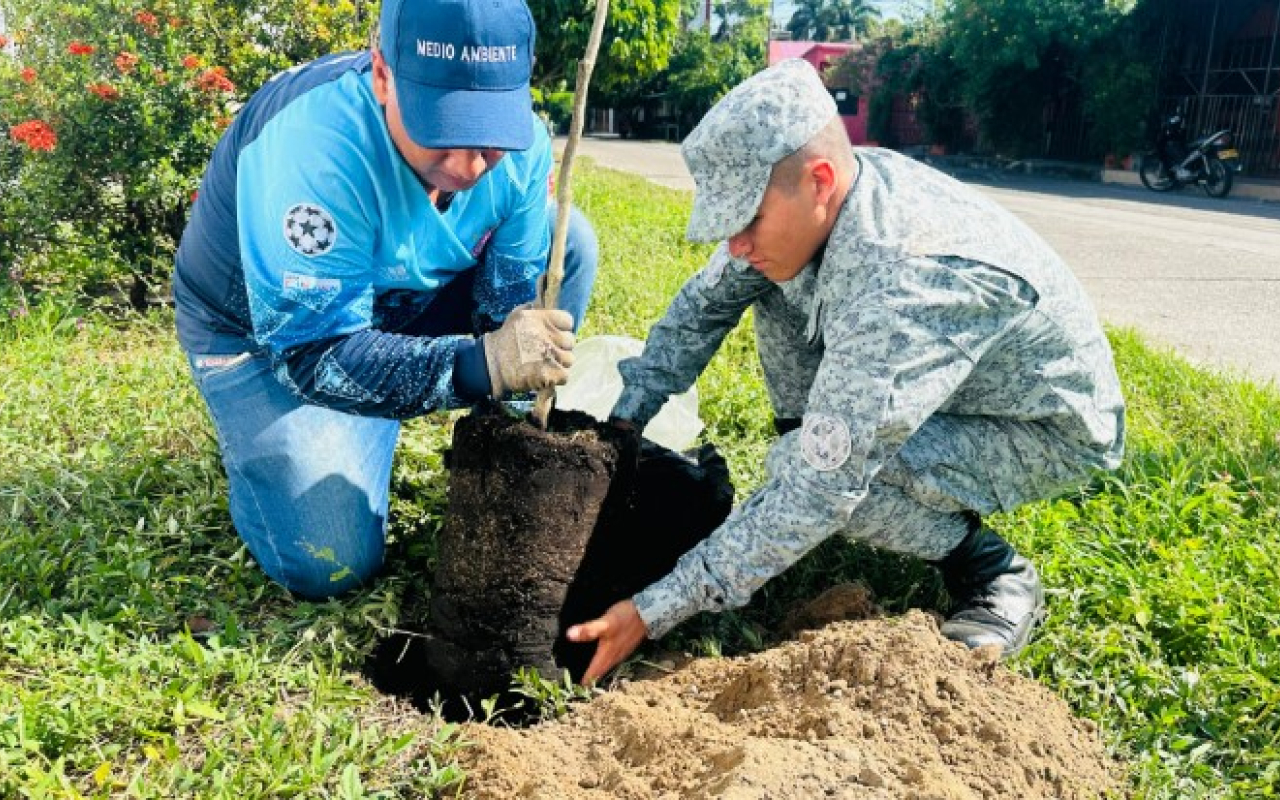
[237,121,468,417]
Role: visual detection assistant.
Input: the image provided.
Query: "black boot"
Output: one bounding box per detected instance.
[933,522,1045,657]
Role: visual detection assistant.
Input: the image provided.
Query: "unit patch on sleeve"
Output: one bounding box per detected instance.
[283,203,338,257]
[800,412,852,472]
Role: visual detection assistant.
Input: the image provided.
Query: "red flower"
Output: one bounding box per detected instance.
[115,52,139,74]
[10,120,57,152]
[215,116,233,130]
[88,82,120,101]
[196,67,235,95]
[181,54,201,69]
[20,67,36,84]
[0,35,9,48]
[68,41,95,56]
[134,11,159,33]
[168,16,183,28]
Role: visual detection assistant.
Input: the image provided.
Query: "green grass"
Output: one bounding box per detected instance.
[1016,330,1280,798]
[2,162,1278,798]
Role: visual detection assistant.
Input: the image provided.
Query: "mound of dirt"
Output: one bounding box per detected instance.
[458,609,1124,799]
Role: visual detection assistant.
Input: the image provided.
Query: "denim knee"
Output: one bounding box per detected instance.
[189,343,400,601]
[558,204,599,330]
[224,442,395,600]
[259,528,386,600]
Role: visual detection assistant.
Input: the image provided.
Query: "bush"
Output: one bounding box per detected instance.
[0,0,372,311]
[540,91,574,135]
[837,37,970,154]
[1,3,232,307]
[1082,56,1154,161]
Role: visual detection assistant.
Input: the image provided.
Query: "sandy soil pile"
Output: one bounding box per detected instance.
[458,593,1124,800]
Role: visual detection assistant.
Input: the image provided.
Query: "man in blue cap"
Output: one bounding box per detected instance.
[568,59,1124,678]
[173,0,597,598]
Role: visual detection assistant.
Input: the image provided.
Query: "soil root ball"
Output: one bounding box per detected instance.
[368,402,734,716]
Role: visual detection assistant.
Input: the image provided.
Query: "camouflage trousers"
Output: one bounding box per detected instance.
[755,294,1098,561]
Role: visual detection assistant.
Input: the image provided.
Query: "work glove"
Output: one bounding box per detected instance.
[481,307,576,397]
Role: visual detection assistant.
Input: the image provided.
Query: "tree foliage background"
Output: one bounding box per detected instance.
[1,0,1183,316]
[837,0,1165,159]
[600,0,767,138]
[940,0,1160,156]
[0,0,685,310]
[0,0,369,310]
[530,0,681,96]
[786,0,880,43]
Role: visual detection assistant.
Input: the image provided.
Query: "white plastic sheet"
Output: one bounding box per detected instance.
[555,335,703,451]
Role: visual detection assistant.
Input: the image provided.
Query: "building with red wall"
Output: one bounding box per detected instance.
[768,41,872,145]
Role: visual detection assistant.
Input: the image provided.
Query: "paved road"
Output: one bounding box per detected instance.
[560,137,1280,387]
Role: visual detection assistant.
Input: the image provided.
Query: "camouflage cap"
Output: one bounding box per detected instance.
[681,58,838,243]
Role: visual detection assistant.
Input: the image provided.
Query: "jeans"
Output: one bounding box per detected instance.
[188,205,599,598]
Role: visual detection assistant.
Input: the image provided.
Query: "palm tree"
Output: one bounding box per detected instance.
[712,0,768,42]
[786,0,826,41]
[786,0,880,42]
[824,0,880,40]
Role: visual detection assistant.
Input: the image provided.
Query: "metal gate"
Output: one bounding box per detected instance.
[1042,91,1096,162]
[1161,0,1280,176]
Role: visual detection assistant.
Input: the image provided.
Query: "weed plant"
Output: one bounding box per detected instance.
[1,164,1277,798]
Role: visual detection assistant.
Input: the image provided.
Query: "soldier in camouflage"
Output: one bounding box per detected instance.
[567,58,1125,680]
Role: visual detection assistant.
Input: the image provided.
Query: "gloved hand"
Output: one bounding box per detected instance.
[481,307,576,397]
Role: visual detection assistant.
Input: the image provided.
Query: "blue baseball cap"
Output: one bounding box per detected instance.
[380,0,536,151]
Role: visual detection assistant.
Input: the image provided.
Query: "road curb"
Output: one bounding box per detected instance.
[911,151,1280,204]
[1101,168,1280,203]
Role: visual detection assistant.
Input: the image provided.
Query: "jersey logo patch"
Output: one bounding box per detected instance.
[801,413,852,472]
[282,272,340,293]
[283,203,337,257]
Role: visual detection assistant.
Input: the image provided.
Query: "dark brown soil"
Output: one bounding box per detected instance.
[367,403,734,717]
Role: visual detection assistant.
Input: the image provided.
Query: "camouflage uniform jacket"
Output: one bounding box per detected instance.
[614,148,1126,638]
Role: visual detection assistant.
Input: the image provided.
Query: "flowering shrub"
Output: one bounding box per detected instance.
[0,0,372,311]
[9,119,57,151]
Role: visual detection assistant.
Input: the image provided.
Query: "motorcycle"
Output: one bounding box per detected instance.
[1138,108,1242,198]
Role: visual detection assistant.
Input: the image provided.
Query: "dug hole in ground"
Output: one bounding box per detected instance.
[380,337,1127,798]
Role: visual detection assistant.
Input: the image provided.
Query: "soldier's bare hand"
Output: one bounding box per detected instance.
[566,599,648,684]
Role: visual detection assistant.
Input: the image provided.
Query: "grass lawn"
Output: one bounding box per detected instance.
[2,163,1278,799]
